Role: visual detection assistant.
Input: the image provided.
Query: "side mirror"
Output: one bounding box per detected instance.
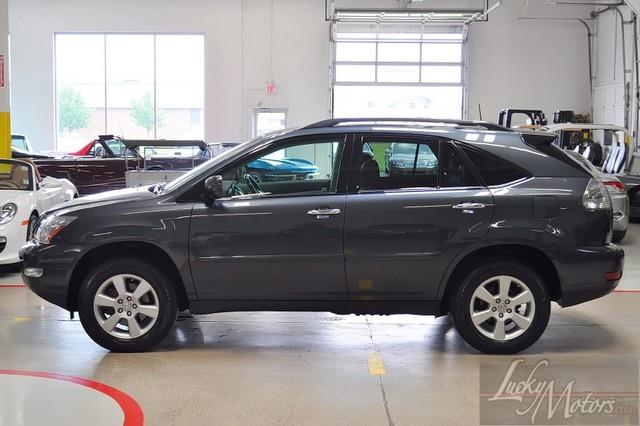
[203,175,224,203]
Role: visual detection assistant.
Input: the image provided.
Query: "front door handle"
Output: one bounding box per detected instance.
[452,202,485,214]
[307,208,341,219]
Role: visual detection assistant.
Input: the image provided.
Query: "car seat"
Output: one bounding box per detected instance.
[612,137,627,174]
[603,140,618,174]
[360,159,380,189]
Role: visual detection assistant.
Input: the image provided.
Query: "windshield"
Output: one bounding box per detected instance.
[11,135,28,151]
[162,138,261,193]
[0,160,33,190]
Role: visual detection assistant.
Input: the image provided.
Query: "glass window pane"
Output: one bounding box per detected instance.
[335,64,375,82]
[222,140,343,196]
[55,34,105,152]
[333,85,462,119]
[106,35,155,138]
[359,141,439,190]
[377,65,419,83]
[377,43,420,62]
[421,65,461,83]
[335,42,376,62]
[156,35,205,139]
[255,111,287,138]
[421,43,462,63]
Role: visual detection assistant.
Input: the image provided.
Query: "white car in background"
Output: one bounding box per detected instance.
[0,159,77,265]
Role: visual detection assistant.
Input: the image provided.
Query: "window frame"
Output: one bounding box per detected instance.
[455,141,531,188]
[331,25,467,119]
[53,32,205,149]
[350,133,485,194]
[181,134,351,203]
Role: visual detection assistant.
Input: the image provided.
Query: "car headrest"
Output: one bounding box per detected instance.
[360,159,380,189]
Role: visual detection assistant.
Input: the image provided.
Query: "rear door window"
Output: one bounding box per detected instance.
[357,138,480,190]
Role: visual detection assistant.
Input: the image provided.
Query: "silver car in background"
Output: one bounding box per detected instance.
[567,150,629,242]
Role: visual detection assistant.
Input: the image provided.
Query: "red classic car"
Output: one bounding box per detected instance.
[33,136,142,194]
[31,136,234,195]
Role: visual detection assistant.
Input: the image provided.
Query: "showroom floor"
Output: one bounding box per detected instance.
[1,226,639,425]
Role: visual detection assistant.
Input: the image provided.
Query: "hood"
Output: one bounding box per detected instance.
[49,185,156,215]
[0,190,33,207]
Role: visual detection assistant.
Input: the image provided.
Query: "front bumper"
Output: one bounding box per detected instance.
[19,240,81,310]
[549,244,624,307]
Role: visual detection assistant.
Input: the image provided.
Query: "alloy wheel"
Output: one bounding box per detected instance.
[468,275,536,341]
[93,274,160,340]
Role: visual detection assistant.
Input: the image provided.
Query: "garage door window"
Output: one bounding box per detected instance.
[333,25,465,119]
[55,34,204,152]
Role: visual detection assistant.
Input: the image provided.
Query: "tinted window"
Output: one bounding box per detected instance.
[440,142,480,187]
[359,140,439,190]
[460,144,527,186]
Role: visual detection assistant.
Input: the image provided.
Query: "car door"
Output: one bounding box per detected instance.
[344,135,495,301]
[189,135,349,301]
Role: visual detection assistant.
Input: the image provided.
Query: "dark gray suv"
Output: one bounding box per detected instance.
[20,118,624,354]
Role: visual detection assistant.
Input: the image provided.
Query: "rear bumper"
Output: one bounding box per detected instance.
[549,244,624,307]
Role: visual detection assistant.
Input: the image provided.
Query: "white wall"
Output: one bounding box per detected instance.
[9,0,331,151]
[467,0,593,122]
[10,0,596,151]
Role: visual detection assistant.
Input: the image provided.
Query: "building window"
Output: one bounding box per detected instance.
[55,33,204,151]
[332,25,465,119]
[253,108,288,138]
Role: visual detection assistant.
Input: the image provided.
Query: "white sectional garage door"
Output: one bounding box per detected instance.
[332,23,466,119]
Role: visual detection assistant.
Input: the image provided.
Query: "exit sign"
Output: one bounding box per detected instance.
[265,81,277,95]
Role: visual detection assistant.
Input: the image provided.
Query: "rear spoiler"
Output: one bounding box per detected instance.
[520,131,557,147]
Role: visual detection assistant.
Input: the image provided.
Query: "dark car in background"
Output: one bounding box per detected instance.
[385,142,438,175]
[21,118,623,354]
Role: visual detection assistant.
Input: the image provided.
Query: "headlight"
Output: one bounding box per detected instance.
[0,203,17,225]
[390,159,405,167]
[34,215,76,244]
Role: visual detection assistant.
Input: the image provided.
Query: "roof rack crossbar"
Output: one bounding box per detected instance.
[302,118,509,132]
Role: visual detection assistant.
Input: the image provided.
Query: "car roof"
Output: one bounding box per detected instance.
[277,118,549,148]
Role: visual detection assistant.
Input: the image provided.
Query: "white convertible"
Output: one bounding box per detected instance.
[0,159,77,264]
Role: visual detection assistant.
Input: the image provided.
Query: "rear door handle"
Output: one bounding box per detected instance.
[452,202,485,213]
[307,208,341,219]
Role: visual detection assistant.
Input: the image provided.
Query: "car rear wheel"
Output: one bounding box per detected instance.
[78,258,178,352]
[449,260,550,354]
[612,229,627,243]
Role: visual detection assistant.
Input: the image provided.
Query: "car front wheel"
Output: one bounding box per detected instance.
[78,258,178,352]
[449,260,550,354]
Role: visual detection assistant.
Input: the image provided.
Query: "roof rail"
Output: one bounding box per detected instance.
[301,118,510,132]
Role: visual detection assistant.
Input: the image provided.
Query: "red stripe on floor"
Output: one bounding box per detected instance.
[614,289,640,293]
[0,370,143,426]
[0,284,25,288]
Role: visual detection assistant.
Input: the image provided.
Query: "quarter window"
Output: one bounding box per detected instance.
[460,144,527,186]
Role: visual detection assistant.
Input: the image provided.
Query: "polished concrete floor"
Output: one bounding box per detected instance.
[1,226,640,425]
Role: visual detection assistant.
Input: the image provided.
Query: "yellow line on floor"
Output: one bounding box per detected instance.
[12,317,32,322]
[368,352,386,376]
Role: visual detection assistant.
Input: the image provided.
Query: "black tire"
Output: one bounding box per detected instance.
[26,213,38,241]
[449,259,551,354]
[78,258,178,352]
[612,229,627,243]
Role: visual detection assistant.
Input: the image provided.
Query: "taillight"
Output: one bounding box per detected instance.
[583,178,612,210]
[603,180,625,193]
